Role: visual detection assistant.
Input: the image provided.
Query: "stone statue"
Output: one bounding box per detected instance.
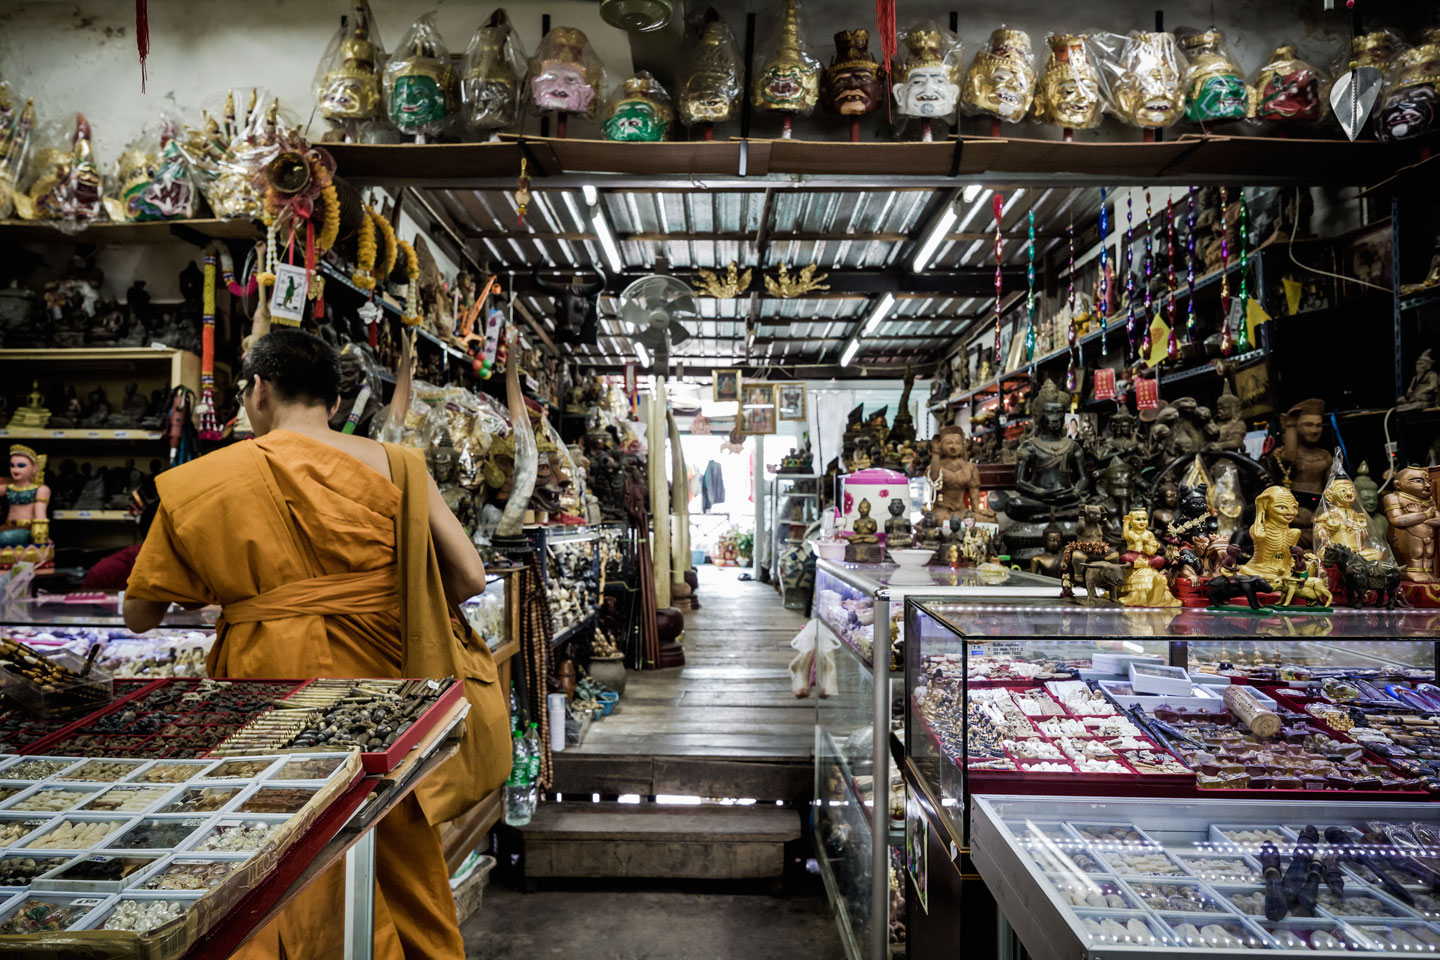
[1271,398,1332,546]
[1398,349,1438,411]
[1028,523,1065,578]
[1097,458,1135,545]
[846,497,885,563]
[80,387,112,428]
[1001,380,1087,519]
[915,508,943,549]
[48,386,83,429]
[1150,482,1181,533]
[1213,380,1246,451]
[884,497,913,548]
[1382,467,1440,583]
[925,425,992,522]
[116,382,148,428]
[1353,460,1389,546]
[1239,485,1302,588]
[1093,404,1142,469]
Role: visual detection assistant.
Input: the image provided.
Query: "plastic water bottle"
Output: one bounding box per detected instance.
[522,722,542,812]
[503,730,534,826]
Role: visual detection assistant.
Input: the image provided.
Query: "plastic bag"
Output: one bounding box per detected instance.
[1032,32,1102,129]
[528,26,605,117]
[383,12,454,136]
[961,26,1036,123]
[0,82,35,220]
[460,9,528,133]
[1313,451,1393,563]
[603,71,674,141]
[892,21,964,121]
[313,0,385,134]
[1176,27,1250,123]
[823,28,885,118]
[14,113,105,224]
[103,118,198,222]
[1375,37,1440,142]
[1333,28,1407,80]
[181,88,287,219]
[1250,44,1326,122]
[677,9,742,126]
[1089,31,1187,128]
[750,0,822,118]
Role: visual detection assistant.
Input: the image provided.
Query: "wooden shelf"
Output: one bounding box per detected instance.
[0,218,261,245]
[50,510,134,521]
[0,427,163,440]
[0,347,186,363]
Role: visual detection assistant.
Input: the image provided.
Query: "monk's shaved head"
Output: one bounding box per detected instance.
[242,328,342,409]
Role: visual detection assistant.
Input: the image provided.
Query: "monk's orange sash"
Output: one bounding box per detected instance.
[222,568,398,624]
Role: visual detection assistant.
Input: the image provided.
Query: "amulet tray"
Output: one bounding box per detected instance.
[14,678,463,775]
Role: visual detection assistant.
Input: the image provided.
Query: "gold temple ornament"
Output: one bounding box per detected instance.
[765,263,829,298]
[460,9,528,137]
[751,0,822,135]
[962,27,1037,124]
[695,262,752,298]
[1032,33,1102,130]
[383,13,455,140]
[678,9,742,130]
[0,82,35,220]
[314,0,385,142]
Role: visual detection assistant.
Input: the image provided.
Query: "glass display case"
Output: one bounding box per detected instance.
[812,560,1055,960]
[904,597,1440,852]
[971,794,1440,958]
[771,474,819,611]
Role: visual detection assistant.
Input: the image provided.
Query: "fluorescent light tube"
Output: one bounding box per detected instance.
[591,210,624,274]
[862,293,895,335]
[582,184,598,206]
[840,338,860,367]
[635,341,650,367]
[911,206,958,273]
[963,183,984,202]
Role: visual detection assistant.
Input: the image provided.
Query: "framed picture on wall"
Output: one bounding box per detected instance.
[740,383,777,435]
[777,383,806,421]
[713,369,741,403]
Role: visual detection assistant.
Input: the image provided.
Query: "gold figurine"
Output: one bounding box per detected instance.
[1033,33,1102,128]
[962,27,1037,123]
[1240,486,1302,587]
[751,0,821,122]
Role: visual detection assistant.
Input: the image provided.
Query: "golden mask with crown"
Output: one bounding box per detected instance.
[1111,31,1186,128]
[1033,33,1102,128]
[752,0,820,114]
[680,17,742,125]
[320,4,382,121]
[963,28,1036,122]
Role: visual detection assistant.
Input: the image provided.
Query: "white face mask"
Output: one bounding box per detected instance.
[895,66,958,117]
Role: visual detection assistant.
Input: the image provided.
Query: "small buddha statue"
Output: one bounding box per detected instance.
[81,387,112,428]
[884,497,913,548]
[10,381,51,429]
[1029,524,1066,578]
[915,508,942,549]
[1398,348,1438,411]
[1150,482,1181,533]
[1239,486,1302,588]
[1213,379,1246,452]
[994,379,1088,521]
[1353,461,1389,546]
[845,497,886,563]
[1382,467,1440,583]
[0,443,53,571]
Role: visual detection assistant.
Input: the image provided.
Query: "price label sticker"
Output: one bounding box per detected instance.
[86,431,100,438]
[52,430,67,438]
[88,855,113,863]
[426,680,440,690]
[76,511,93,519]
[113,430,130,438]
[74,898,104,907]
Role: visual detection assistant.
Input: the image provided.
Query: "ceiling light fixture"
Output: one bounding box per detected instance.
[911,205,959,274]
[963,183,984,203]
[591,209,624,274]
[582,184,599,206]
[635,341,650,367]
[862,293,895,335]
[840,337,860,367]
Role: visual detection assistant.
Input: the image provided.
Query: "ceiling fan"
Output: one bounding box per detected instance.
[618,274,696,375]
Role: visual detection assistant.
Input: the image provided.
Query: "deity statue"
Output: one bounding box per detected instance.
[1239,485,1302,588]
[962,28,1036,122]
[751,0,821,124]
[845,497,885,563]
[529,27,603,116]
[1118,509,1177,606]
[1271,397,1332,545]
[1398,348,1438,411]
[678,11,742,127]
[884,498,913,548]
[1150,482,1181,532]
[1032,33,1102,129]
[893,24,961,123]
[1097,458,1135,544]
[1315,474,1388,563]
[1253,45,1324,122]
[925,426,992,523]
[1377,41,1440,142]
[1107,31,1185,128]
[47,386,82,429]
[383,13,454,136]
[316,1,384,133]
[1353,461,1389,546]
[1382,467,1440,583]
[15,113,104,222]
[0,444,53,570]
[824,30,883,117]
[10,381,50,430]
[1178,28,1250,123]
[603,72,675,141]
[1029,524,1066,578]
[999,380,1087,520]
[1213,379,1246,451]
[459,9,527,134]
[916,508,943,549]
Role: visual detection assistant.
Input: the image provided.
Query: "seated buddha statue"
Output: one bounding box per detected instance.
[845,498,886,563]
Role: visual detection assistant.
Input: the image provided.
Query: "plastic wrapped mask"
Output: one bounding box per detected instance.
[963,28,1036,121]
[1254,46,1323,121]
[1179,30,1248,122]
[1377,43,1440,141]
[752,0,820,114]
[603,73,673,141]
[1033,34,1102,128]
[533,62,594,113]
[1111,32,1184,127]
[318,4,382,121]
[679,17,741,125]
[529,27,602,115]
[461,10,526,131]
[893,25,961,119]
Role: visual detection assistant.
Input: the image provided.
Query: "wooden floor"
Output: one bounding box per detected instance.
[555,567,816,801]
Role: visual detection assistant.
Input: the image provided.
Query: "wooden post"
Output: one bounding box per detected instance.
[556,113,568,139]
[850,118,861,142]
[650,386,672,610]
[989,118,1001,137]
[781,115,793,139]
[921,119,933,143]
[1063,127,1074,142]
[702,123,715,141]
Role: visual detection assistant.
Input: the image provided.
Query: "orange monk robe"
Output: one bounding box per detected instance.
[126,431,464,960]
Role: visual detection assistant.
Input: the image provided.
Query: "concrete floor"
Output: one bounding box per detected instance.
[461,880,844,959]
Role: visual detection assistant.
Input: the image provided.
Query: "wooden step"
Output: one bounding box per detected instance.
[521,802,802,880]
[553,753,814,805]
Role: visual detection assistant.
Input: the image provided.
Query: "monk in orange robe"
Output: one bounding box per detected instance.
[125,329,503,960]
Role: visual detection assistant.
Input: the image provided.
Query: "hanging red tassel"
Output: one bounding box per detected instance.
[135,0,149,93]
[875,0,896,121]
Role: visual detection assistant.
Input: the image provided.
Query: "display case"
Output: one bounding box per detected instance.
[904,597,1440,851]
[812,560,1055,960]
[971,793,1440,959]
[771,474,819,611]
